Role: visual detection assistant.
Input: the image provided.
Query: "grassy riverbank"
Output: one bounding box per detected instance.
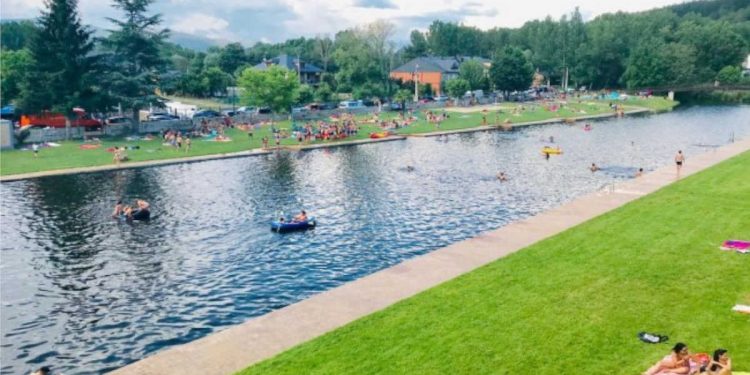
[0,98,676,176]
[238,151,749,374]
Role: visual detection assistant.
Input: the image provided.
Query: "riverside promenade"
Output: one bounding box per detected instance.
[112,137,750,375]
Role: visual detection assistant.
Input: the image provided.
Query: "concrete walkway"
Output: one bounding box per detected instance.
[112,137,750,375]
[410,108,650,138]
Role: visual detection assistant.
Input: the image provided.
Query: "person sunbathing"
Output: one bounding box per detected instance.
[707,349,732,375]
[643,343,691,375]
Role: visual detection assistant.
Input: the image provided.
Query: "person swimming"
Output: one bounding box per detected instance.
[590,163,599,172]
[126,199,151,221]
[496,172,508,182]
[635,168,644,177]
[112,200,123,217]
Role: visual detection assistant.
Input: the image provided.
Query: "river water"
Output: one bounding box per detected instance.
[1,105,748,374]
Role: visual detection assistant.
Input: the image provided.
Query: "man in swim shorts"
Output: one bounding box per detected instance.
[675,150,685,177]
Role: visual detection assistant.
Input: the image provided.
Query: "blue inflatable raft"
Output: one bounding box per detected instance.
[271,217,316,232]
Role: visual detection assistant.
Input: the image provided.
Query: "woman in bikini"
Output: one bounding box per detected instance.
[643,343,691,375]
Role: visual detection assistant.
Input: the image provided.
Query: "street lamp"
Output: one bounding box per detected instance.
[413,63,419,103]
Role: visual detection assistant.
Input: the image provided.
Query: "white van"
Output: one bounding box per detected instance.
[338,100,365,109]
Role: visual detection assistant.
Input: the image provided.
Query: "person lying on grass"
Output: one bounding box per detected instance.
[643,342,691,375]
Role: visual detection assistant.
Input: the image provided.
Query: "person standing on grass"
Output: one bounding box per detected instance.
[32,143,39,158]
[262,136,269,149]
[113,147,121,166]
[185,136,191,153]
[675,150,685,177]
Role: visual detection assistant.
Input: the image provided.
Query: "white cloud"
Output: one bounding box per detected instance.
[1,0,688,44]
[171,13,234,40]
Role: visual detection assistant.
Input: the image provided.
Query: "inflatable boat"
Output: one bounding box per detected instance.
[271,217,316,232]
[542,147,563,155]
[369,132,389,139]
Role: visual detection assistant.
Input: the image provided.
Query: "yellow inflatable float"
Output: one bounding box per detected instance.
[542,147,563,155]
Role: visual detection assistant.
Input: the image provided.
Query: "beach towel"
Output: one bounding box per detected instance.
[732,304,750,314]
[721,239,750,253]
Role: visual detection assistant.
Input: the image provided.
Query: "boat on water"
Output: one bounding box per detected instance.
[271,217,316,232]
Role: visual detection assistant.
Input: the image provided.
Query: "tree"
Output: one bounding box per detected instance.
[313,36,334,73]
[393,89,411,114]
[332,29,381,94]
[218,42,247,76]
[237,66,300,113]
[314,83,333,103]
[0,49,33,105]
[403,30,429,59]
[490,46,533,93]
[459,60,485,90]
[203,67,231,96]
[623,39,697,88]
[0,20,38,51]
[297,84,314,104]
[716,66,743,85]
[445,78,470,99]
[364,20,397,97]
[18,0,105,129]
[105,0,168,125]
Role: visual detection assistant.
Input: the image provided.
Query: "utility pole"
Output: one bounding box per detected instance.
[414,63,419,103]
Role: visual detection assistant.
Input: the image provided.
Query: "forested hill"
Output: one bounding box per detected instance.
[665,0,750,20]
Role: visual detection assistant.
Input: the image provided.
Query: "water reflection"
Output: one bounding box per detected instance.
[1,105,749,374]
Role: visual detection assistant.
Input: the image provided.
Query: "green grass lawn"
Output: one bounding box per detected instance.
[238,151,749,375]
[0,100,677,176]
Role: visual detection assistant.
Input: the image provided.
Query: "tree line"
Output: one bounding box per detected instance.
[1,0,748,117]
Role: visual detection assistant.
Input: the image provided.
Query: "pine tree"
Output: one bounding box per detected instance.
[18,0,103,118]
[104,0,168,124]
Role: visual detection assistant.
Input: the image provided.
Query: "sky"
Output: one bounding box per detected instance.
[2,0,688,45]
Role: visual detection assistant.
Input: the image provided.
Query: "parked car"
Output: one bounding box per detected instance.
[419,96,434,103]
[191,109,222,119]
[339,100,365,109]
[362,99,377,107]
[148,113,179,121]
[388,102,404,111]
[105,116,134,125]
[221,109,238,117]
[434,95,449,102]
[257,107,272,114]
[236,106,256,114]
[292,107,308,114]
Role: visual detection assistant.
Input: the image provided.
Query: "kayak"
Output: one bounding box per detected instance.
[370,132,389,139]
[542,147,563,155]
[271,217,316,232]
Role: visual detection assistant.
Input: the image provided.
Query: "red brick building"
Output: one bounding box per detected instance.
[389,56,490,96]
